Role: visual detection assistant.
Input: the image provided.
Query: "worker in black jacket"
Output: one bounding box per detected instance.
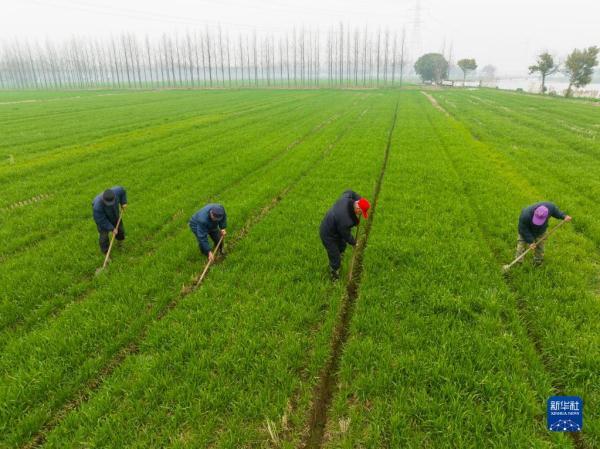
[92,186,127,254]
[516,201,571,265]
[320,190,370,280]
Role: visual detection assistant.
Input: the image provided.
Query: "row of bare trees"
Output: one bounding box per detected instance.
[0,26,409,89]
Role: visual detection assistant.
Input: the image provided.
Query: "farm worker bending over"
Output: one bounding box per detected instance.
[320,190,370,281]
[189,204,227,262]
[92,186,127,254]
[516,201,571,266]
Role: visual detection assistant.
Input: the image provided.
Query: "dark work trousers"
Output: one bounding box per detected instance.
[208,230,224,254]
[190,226,223,255]
[98,221,125,254]
[320,234,346,271]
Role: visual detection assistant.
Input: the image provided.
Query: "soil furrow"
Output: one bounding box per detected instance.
[300,99,399,449]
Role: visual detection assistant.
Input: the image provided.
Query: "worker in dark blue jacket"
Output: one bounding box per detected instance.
[320,190,370,280]
[189,204,227,262]
[92,186,127,254]
[516,201,571,265]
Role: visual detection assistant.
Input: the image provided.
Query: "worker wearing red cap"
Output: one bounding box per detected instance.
[320,190,370,280]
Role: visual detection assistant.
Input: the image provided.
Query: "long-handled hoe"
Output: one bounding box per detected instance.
[195,235,224,288]
[95,208,125,276]
[348,220,361,282]
[502,219,568,274]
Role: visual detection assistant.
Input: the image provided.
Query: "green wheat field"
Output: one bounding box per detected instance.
[1,88,598,448]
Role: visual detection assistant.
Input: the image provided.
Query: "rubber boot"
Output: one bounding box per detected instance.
[330,267,340,281]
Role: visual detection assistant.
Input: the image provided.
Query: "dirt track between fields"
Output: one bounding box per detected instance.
[420,90,449,116]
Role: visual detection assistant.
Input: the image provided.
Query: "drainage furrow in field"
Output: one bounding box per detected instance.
[425,114,554,445]
[508,290,586,449]
[300,100,399,449]
[421,90,450,116]
[1,109,349,343]
[424,109,586,449]
[19,106,367,449]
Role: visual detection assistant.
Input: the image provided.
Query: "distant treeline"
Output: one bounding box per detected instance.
[0,26,410,89]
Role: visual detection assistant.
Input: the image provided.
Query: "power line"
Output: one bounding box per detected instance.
[22,0,419,33]
[24,0,287,32]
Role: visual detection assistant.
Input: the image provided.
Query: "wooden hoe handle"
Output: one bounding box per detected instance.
[348,220,361,281]
[195,235,224,288]
[101,208,125,269]
[504,219,568,270]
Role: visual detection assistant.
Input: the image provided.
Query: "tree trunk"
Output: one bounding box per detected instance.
[391,33,397,85]
[253,32,258,87]
[566,82,573,98]
[218,27,225,87]
[239,35,245,87]
[187,33,195,87]
[338,22,343,85]
[376,29,381,86]
[399,28,405,88]
[541,73,546,94]
[206,30,213,87]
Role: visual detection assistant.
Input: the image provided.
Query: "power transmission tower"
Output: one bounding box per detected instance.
[411,0,422,58]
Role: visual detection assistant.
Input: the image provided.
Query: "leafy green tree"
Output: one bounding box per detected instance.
[414,53,449,84]
[563,46,599,97]
[528,52,558,94]
[457,58,477,83]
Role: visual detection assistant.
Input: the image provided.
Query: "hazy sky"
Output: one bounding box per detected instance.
[1,0,598,75]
